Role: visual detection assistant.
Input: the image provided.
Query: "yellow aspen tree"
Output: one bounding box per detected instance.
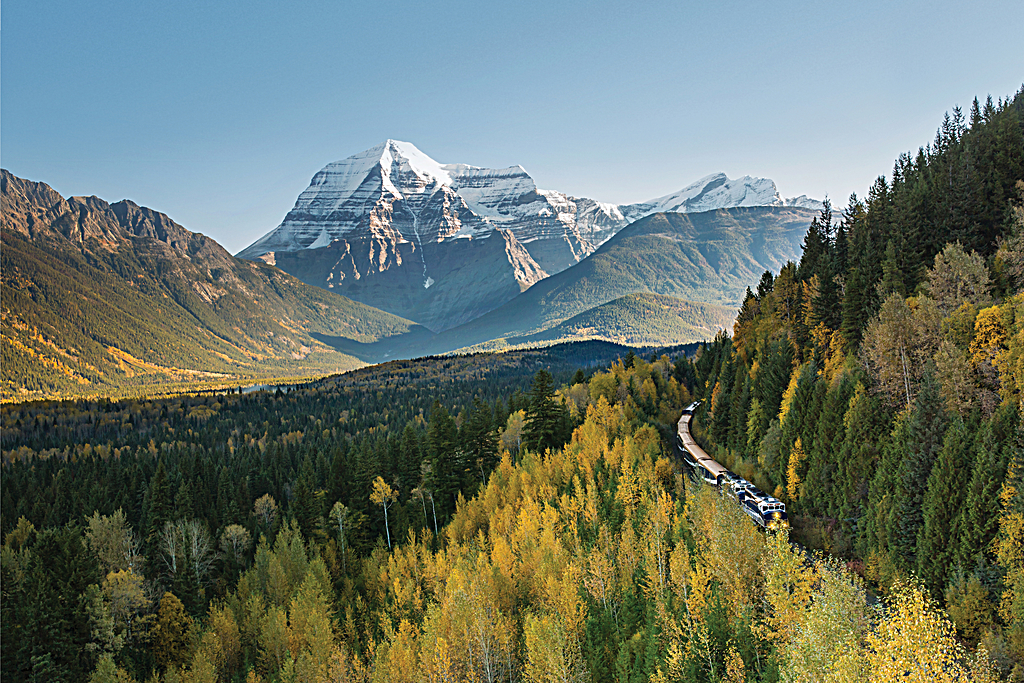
[641,491,674,603]
[208,603,241,678]
[866,578,969,683]
[373,619,419,683]
[420,604,458,683]
[724,642,746,683]
[994,456,1024,660]
[289,571,336,678]
[151,592,193,670]
[786,437,808,500]
[102,569,151,647]
[523,612,587,683]
[259,605,291,676]
[182,648,218,683]
[687,485,762,616]
[370,476,398,550]
[686,560,716,674]
[783,559,869,683]
[759,530,812,650]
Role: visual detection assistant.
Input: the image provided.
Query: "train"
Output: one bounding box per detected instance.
[677,401,789,531]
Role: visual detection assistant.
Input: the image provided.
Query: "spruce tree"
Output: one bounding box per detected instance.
[524,369,569,453]
[291,455,321,541]
[399,422,423,493]
[895,371,947,568]
[877,239,906,298]
[462,399,498,486]
[863,412,910,562]
[917,416,975,596]
[427,401,460,519]
[146,460,174,545]
[956,404,1017,568]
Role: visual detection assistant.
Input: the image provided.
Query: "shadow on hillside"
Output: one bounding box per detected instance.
[312,325,436,363]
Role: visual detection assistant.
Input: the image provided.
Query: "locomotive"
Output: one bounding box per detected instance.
[677,401,789,531]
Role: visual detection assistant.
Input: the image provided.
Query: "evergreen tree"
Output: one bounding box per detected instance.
[399,422,423,493]
[292,455,321,541]
[917,416,975,596]
[799,203,831,281]
[803,374,856,516]
[877,239,906,298]
[461,399,499,487]
[956,403,1018,568]
[146,460,174,546]
[523,369,569,454]
[863,412,911,563]
[895,372,947,568]
[427,401,461,519]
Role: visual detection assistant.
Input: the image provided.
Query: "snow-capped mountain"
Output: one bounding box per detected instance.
[237,141,821,331]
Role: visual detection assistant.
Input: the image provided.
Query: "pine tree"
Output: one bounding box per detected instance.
[895,372,947,568]
[524,369,569,454]
[917,416,975,596]
[956,404,1017,568]
[427,401,461,520]
[146,460,173,546]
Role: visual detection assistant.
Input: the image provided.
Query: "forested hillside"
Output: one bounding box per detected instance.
[421,206,814,355]
[2,89,1023,683]
[2,345,1017,682]
[684,88,1024,674]
[0,171,423,401]
[1,340,645,680]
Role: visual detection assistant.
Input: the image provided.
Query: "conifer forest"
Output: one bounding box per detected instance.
[3,89,1024,682]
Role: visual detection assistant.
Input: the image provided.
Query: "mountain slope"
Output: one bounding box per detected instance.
[426,206,815,352]
[449,293,735,352]
[237,140,821,331]
[1,170,424,401]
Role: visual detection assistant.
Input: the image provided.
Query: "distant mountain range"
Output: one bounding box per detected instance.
[0,170,425,401]
[237,140,821,331]
[340,206,815,359]
[2,157,817,400]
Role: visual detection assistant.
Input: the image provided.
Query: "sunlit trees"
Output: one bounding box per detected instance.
[85,509,142,575]
[524,369,571,454]
[370,476,398,550]
[866,579,980,683]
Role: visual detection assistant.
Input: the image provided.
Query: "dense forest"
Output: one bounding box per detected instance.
[2,88,1023,682]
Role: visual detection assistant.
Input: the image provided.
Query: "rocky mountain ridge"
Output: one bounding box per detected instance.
[237,141,821,331]
[0,169,422,400]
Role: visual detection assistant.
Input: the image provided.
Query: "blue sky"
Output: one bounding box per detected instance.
[3,0,1022,253]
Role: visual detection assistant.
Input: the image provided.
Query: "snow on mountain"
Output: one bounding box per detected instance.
[240,141,821,264]
[236,141,821,331]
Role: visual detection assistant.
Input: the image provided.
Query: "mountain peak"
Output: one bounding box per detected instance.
[647,173,782,213]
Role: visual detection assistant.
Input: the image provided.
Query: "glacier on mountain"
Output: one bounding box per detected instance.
[235,140,821,331]
[238,140,821,264]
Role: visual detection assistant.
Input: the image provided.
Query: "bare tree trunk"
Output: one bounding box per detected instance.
[428,491,438,536]
[899,340,912,409]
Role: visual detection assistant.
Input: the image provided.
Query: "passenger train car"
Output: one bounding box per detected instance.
[677,401,789,531]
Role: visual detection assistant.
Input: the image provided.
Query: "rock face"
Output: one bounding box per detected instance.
[238,140,822,331]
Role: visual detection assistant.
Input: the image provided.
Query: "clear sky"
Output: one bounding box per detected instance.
[3,0,1022,253]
